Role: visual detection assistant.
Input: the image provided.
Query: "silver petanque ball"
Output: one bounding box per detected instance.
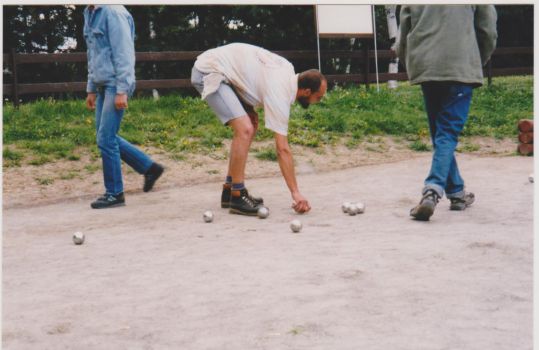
[348,204,358,216]
[529,173,534,183]
[203,210,214,223]
[290,219,302,233]
[73,231,85,245]
[342,202,351,213]
[257,206,270,219]
[356,202,366,214]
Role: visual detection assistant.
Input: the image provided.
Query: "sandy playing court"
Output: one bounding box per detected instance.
[3,154,533,350]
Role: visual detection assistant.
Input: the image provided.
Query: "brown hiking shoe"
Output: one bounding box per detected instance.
[410,189,440,221]
[449,192,475,211]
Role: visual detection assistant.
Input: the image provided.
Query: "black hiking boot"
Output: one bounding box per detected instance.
[143,162,164,192]
[221,184,263,208]
[229,188,262,216]
[449,192,475,211]
[91,192,125,209]
[410,189,440,221]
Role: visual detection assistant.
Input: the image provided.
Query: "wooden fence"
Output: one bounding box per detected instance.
[2,46,533,106]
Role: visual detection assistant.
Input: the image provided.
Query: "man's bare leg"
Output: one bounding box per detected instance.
[225,110,258,181]
[226,115,254,184]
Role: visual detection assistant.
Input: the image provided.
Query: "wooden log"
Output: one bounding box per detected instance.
[517,143,534,156]
[518,131,534,144]
[518,119,534,132]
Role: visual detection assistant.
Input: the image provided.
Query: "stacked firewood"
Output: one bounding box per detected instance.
[518,119,533,156]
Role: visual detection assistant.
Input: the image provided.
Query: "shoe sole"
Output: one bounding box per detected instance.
[450,203,466,211]
[229,208,259,216]
[91,202,126,209]
[143,168,164,192]
[449,198,475,211]
[222,201,263,209]
[411,203,435,221]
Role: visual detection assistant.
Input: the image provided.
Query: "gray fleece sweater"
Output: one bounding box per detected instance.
[396,5,498,86]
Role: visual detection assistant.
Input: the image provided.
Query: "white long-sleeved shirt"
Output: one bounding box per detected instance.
[194,43,298,136]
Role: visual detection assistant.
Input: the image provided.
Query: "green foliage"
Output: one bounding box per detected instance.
[3,147,24,167]
[35,176,54,185]
[29,155,52,166]
[457,143,481,153]
[84,164,100,174]
[409,140,432,152]
[4,5,532,102]
[3,76,533,165]
[255,147,278,161]
[3,147,23,161]
[464,76,534,137]
[59,170,80,180]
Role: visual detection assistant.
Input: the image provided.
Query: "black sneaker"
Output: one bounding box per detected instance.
[410,189,440,221]
[91,193,125,209]
[221,184,263,208]
[229,188,262,216]
[143,162,164,192]
[449,192,475,211]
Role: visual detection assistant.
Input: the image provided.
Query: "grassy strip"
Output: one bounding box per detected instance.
[3,76,532,166]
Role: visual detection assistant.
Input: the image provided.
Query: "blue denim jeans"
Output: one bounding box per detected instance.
[95,86,153,195]
[421,82,473,199]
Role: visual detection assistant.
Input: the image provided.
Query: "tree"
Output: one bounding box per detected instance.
[2,5,534,101]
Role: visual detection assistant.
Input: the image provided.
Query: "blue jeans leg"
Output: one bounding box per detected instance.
[445,156,464,197]
[95,86,153,195]
[95,88,124,195]
[421,83,473,198]
[118,136,153,174]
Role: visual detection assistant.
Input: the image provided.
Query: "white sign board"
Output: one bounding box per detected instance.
[316,5,373,38]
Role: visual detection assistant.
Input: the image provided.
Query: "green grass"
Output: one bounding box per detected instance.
[3,147,24,166]
[409,140,432,152]
[84,163,100,174]
[59,170,80,180]
[3,76,532,166]
[35,176,54,185]
[29,155,52,166]
[255,147,278,161]
[457,142,481,153]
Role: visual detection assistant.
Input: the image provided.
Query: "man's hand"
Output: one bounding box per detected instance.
[291,191,311,214]
[86,93,96,110]
[115,93,128,110]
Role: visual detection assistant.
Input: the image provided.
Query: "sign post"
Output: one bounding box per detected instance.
[315,5,378,90]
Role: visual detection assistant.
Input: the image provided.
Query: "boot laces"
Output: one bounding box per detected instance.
[242,194,256,207]
[424,190,439,204]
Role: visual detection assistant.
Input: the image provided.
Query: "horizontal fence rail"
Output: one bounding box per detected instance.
[3,47,533,105]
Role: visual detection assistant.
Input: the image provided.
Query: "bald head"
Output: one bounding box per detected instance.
[296,69,327,109]
[298,69,326,93]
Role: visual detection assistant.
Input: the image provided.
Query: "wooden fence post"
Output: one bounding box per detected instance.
[362,40,370,90]
[11,48,19,107]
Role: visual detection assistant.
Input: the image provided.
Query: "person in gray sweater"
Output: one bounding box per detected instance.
[396,5,497,221]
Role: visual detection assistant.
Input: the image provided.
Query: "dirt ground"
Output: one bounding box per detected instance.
[2,152,533,350]
[2,136,517,209]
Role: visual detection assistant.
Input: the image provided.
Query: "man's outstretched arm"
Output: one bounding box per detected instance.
[274,133,311,213]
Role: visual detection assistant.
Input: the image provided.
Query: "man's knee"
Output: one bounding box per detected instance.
[239,123,255,140]
[232,118,255,141]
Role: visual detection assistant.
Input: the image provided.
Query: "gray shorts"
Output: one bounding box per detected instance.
[191,67,247,125]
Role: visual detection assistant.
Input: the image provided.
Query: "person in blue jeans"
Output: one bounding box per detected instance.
[84,5,164,209]
[396,5,497,220]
